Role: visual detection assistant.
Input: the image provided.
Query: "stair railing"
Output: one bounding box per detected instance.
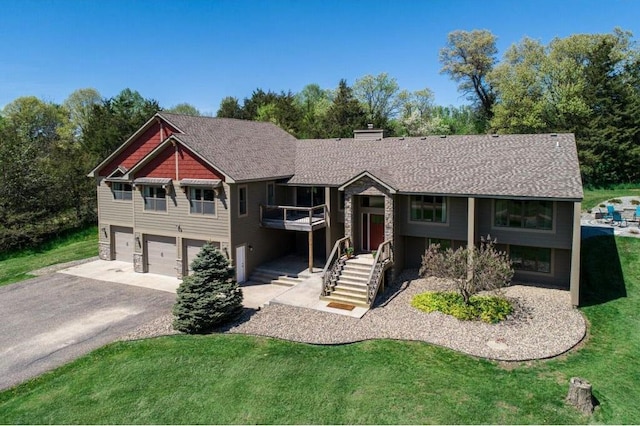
[321,236,351,296]
[366,239,393,306]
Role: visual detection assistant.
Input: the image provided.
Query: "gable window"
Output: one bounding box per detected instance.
[143,186,167,212]
[495,200,553,230]
[238,185,248,217]
[266,182,275,206]
[112,182,132,201]
[510,245,551,273]
[410,195,446,223]
[190,188,215,215]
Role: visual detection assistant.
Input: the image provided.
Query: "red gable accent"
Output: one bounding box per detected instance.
[98,121,177,176]
[135,144,224,181]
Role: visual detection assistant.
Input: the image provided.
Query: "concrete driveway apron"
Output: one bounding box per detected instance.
[0,273,176,391]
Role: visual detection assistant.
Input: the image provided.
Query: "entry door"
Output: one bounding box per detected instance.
[235,245,246,283]
[362,213,385,251]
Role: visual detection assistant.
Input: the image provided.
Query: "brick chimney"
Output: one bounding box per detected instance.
[353,123,385,140]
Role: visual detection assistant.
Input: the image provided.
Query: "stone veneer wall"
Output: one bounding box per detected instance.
[343,176,396,278]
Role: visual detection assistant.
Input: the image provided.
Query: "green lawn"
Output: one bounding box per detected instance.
[0,235,638,424]
[0,226,98,286]
[582,186,640,210]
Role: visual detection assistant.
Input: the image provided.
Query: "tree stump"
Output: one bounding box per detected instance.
[566,377,595,415]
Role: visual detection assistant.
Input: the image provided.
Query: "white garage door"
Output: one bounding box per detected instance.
[146,235,176,276]
[112,226,133,262]
[184,239,220,275]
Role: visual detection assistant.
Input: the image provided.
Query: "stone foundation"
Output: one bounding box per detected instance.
[176,259,184,279]
[133,253,144,273]
[98,242,112,260]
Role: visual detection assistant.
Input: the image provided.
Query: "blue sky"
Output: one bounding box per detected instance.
[1,0,639,115]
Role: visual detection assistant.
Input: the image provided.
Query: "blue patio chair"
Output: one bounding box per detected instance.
[612,211,627,227]
[601,205,615,222]
[634,206,640,221]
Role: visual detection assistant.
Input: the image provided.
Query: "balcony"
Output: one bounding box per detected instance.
[260,204,327,232]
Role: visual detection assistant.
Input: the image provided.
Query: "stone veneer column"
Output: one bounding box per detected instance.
[344,193,353,243]
[133,231,144,273]
[98,223,112,260]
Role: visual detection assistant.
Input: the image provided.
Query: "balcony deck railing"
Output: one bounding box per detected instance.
[260,204,327,231]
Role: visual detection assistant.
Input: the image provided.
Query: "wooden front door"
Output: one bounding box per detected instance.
[362,213,385,251]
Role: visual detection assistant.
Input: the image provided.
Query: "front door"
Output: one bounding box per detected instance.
[362,213,385,251]
[235,245,246,283]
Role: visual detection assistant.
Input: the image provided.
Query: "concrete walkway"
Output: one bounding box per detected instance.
[60,258,368,317]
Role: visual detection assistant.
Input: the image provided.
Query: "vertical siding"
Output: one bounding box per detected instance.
[476,199,573,249]
[229,181,295,276]
[398,195,468,240]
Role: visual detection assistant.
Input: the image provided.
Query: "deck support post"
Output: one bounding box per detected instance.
[467,197,476,281]
[308,230,313,273]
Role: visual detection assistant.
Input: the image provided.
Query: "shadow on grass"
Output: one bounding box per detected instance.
[580,227,627,307]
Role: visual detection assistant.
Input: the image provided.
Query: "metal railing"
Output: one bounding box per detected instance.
[321,236,351,296]
[366,240,393,306]
[260,204,327,226]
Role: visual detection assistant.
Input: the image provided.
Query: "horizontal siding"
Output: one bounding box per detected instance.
[133,182,230,241]
[398,195,468,240]
[476,199,573,249]
[97,179,134,227]
[229,181,295,275]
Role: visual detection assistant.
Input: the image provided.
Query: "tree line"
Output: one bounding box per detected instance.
[1,28,637,253]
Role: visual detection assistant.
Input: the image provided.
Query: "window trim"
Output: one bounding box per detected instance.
[408,195,448,225]
[509,245,554,276]
[188,187,217,217]
[492,199,555,233]
[142,185,168,214]
[111,182,133,202]
[238,185,248,217]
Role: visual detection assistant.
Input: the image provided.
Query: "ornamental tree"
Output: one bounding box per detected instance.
[419,236,513,304]
[173,243,243,333]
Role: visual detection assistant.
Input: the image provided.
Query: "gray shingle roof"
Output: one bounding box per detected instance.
[290,134,583,200]
[155,113,582,200]
[159,112,297,182]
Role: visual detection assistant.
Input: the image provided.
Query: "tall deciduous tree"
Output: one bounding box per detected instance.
[166,103,201,116]
[440,29,497,125]
[353,72,400,129]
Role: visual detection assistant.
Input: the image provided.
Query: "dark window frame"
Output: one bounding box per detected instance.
[112,182,133,201]
[189,187,216,216]
[143,186,167,212]
[410,195,447,223]
[510,245,552,274]
[494,200,553,230]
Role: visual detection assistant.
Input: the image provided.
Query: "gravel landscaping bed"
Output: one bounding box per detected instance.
[120,270,587,362]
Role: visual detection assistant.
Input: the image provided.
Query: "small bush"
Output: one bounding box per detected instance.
[411,291,513,323]
[608,198,623,204]
[599,203,606,207]
[631,199,640,205]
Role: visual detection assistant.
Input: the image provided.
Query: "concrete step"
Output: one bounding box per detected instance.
[332,285,368,297]
[337,276,368,287]
[340,269,370,280]
[342,263,372,273]
[321,293,369,308]
[334,280,368,291]
[248,268,303,287]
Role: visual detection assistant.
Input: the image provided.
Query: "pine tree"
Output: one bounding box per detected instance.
[173,243,243,333]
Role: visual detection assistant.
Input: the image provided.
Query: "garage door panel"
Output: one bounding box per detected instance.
[146,235,176,276]
[112,227,133,262]
[184,240,220,275]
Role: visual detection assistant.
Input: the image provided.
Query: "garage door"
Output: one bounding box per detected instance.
[112,226,133,262]
[184,239,220,275]
[146,235,176,276]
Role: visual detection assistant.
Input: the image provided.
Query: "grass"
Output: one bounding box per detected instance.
[582,185,640,210]
[0,235,639,423]
[0,226,98,286]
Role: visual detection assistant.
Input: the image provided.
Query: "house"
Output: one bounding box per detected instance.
[89,113,583,306]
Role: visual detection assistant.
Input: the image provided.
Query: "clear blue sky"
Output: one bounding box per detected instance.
[1,0,639,115]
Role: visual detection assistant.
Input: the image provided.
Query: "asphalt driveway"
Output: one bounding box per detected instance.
[0,273,176,391]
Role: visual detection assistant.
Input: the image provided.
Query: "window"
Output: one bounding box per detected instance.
[361,196,385,208]
[238,185,247,216]
[190,188,215,215]
[339,192,345,211]
[266,182,275,206]
[495,200,553,230]
[112,182,132,201]
[143,186,167,212]
[410,195,446,222]
[510,246,551,273]
[296,186,325,207]
[427,238,451,251]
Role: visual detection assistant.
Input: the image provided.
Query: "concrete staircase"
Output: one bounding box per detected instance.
[321,256,374,307]
[246,267,306,287]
